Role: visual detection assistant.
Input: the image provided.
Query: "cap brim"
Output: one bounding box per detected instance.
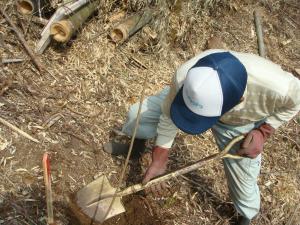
[170,87,219,135]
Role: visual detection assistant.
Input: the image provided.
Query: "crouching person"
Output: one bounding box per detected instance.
[104,49,300,225]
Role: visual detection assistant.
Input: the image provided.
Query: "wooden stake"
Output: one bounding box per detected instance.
[0,116,39,143]
[43,153,54,224]
[0,9,44,72]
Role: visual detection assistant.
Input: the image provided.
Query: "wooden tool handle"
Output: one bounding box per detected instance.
[118,135,244,197]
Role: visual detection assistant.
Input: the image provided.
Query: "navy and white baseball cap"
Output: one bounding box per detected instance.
[170,52,247,134]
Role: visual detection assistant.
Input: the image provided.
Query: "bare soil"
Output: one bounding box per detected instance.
[0,0,299,225]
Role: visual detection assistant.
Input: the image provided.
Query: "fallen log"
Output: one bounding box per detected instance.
[110,8,153,44]
[0,8,44,72]
[50,0,99,43]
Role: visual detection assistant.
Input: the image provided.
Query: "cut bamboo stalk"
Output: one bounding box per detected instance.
[16,0,34,15]
[16,0,50,16]
[110,8,153,44]
[36,0,90,54]
[50,0,99,43]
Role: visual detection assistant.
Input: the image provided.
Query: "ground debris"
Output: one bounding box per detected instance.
[0,0,299,225]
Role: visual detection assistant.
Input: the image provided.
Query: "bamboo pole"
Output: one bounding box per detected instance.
[0,116,40,143]
[50,0,99,43]
[254,10,266,57]
[110,8,153,44]
[0,8,44,72]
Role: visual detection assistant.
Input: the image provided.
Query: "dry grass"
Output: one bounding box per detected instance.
[0,0,299,224]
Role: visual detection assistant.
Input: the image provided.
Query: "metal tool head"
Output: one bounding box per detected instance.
[76,175,125,223]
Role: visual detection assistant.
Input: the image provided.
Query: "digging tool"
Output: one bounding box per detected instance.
[76,135,244,223]
[43,152,54,224]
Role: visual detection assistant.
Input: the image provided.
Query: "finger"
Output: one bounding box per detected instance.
[237,147,248,156]
[237,148,252,158]
[248,149,261,159]
[242,133,254,148]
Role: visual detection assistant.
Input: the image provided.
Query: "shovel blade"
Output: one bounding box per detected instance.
[76,175,125,222]
[80,196,125,222]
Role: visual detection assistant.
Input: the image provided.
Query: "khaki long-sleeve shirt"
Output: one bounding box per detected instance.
[156,49,300,148]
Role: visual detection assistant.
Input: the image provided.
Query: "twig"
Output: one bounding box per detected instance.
[2,58,26,64]
[24,15,33,37]
[254,10,266,57]
[1,171,16,187]
[0,9,44,72]
[0,193,39,225]
[66,105,99,118]
[130,56,148,69]
[277,133,300,150]
[286,203,300,225]
[31,16,49,25]
[61,131,91,146]
[0,78,12,96]
[0,116,39,143]
[180,175,230,204]
[101,59,149,221]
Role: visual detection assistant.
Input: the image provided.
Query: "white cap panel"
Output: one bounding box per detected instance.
[182,67,223,117]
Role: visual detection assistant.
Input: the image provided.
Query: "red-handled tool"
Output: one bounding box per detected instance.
[43,152,54,224]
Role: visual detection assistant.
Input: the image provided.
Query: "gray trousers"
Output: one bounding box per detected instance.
[122,87,261,219]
